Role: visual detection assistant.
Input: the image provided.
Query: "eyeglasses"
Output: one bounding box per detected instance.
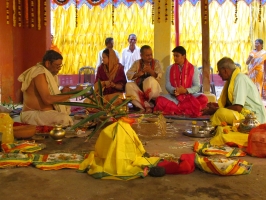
[129,39,136,41]
[51,62,64,68]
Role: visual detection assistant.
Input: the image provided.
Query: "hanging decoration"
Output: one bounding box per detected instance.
[87,0,104,6]
[152,1,154,24]
[158,0,160,23]
[171,0,174,25]
[30,0,35,28]
[18,0,22,27]
[234,0,238,23]
[165,0,168,22]
[258,0,262,22]
[112,0,114,26]
[13,0,16,27]
[203,0,208,24]
[6,0,10,25]
[37,0,41,30]
[24,0,29,27]
[44,0,47,26]
[53,0,70,6]
[76,0,78,27]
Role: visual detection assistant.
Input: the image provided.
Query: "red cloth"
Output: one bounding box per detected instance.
[154,94,208,117]
[95,63,127,95]
[170,59,194,88]
[157,153,195,174]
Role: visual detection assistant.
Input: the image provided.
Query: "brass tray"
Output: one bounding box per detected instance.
[183,130,213,138]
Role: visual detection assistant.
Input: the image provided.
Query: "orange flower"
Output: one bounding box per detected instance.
[223,128,229,134]
[221,121,227,126]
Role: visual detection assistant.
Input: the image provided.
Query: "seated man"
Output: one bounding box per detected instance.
[203,57,266,126]
[154,46,208,117]
[126,45,163,113]
[18,50,82,127]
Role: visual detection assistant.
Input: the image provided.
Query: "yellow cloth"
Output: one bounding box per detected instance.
[210,126,248,148]
[195,154,252,176]
[18,63,70,114]
[79,120,160,180]
[211,68,245,126]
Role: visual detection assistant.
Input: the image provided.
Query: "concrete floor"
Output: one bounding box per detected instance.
[1,119,266,200]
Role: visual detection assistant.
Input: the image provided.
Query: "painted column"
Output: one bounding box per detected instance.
[154,0,173,94]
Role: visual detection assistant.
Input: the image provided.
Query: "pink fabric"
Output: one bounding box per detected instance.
[170,59,194,88]
[157,153,195,174]
[154,94,208,117]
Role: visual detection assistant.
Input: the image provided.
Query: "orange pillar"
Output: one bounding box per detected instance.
[0,0,51,103]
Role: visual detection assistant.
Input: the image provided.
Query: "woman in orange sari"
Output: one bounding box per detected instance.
[246,39,266,96]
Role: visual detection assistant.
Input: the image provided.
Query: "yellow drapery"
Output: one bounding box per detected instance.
[52,1,266,74]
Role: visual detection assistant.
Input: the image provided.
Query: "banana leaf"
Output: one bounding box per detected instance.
[88,116,112,139]
[54,101,101,109]
[104,94,119,110]
[97,79,104,106]
[71,111,106,130]
[57,86,92,98]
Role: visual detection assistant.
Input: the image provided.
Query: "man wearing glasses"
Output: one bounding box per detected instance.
[121,34,141,78]
[18,50,82,127]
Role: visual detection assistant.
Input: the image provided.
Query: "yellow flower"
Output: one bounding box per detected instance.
[192,121,197,125]
[223,128,229,134]
[221,121,227,126]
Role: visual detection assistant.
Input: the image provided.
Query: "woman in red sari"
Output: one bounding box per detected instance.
[85,48,127,106]
[154,46,208,117]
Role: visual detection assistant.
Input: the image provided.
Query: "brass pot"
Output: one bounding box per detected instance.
[239,113,260,133]
[50,124,66,142]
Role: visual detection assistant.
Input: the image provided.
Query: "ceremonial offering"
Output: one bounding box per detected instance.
[239,113,260,133]
[49,124,66,143]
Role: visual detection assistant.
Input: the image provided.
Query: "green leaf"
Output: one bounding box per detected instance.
[54,101,100,109]
[88,117,112,139]
[70,86,92,99]
[111,99,131,112]
[71,111,106,130]
[92,88,99,106]
[112,123,119,140]
[97,80,104,106]
[57,90,81,95]
[104,94,119,110]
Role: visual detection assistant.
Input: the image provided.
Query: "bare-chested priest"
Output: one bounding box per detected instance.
[18,50,82,127]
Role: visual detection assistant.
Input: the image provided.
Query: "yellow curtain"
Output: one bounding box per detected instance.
[53,1,265,75]
[171,0,266,73]
[52,3,154,74]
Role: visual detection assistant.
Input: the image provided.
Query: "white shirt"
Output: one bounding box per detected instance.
[95,49,120,71]
[121,46,141,75]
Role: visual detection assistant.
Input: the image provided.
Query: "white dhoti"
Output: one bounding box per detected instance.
[126,77,162,110]
[20,110,73,127]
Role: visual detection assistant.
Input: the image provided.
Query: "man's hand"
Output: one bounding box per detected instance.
[174,86,187,96]
[202,102,219,115]
[142,64,152,74]
[61,85,72,93]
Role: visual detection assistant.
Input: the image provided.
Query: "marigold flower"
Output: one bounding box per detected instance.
[221,121,227,126]
[223,128,229,134]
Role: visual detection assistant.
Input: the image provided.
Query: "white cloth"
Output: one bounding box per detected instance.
[96,49,120,72]
[121,46,141,76]
[126,77,162,110]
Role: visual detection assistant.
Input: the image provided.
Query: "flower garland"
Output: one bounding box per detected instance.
[258,0,262,22]
[158,0,160,23]
[112,0,114,26]
[165,0,168,22]
[6,0,10,25]
[75,0,78,27]
[234,0,238,23]
[13,0,16,27]
[152,1,154,24]
[24,0,29,27]
[44,1,47,26]
[171,0,174,25]
[37,0,41,30]
[204,0,208,25]
[30,0,35,28]
[18,0,22,27]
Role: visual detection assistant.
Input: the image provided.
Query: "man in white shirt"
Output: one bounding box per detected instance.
[96,37,120,71]
[121,34,141,77]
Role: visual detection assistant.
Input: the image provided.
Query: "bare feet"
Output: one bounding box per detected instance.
[145,107,153,114]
